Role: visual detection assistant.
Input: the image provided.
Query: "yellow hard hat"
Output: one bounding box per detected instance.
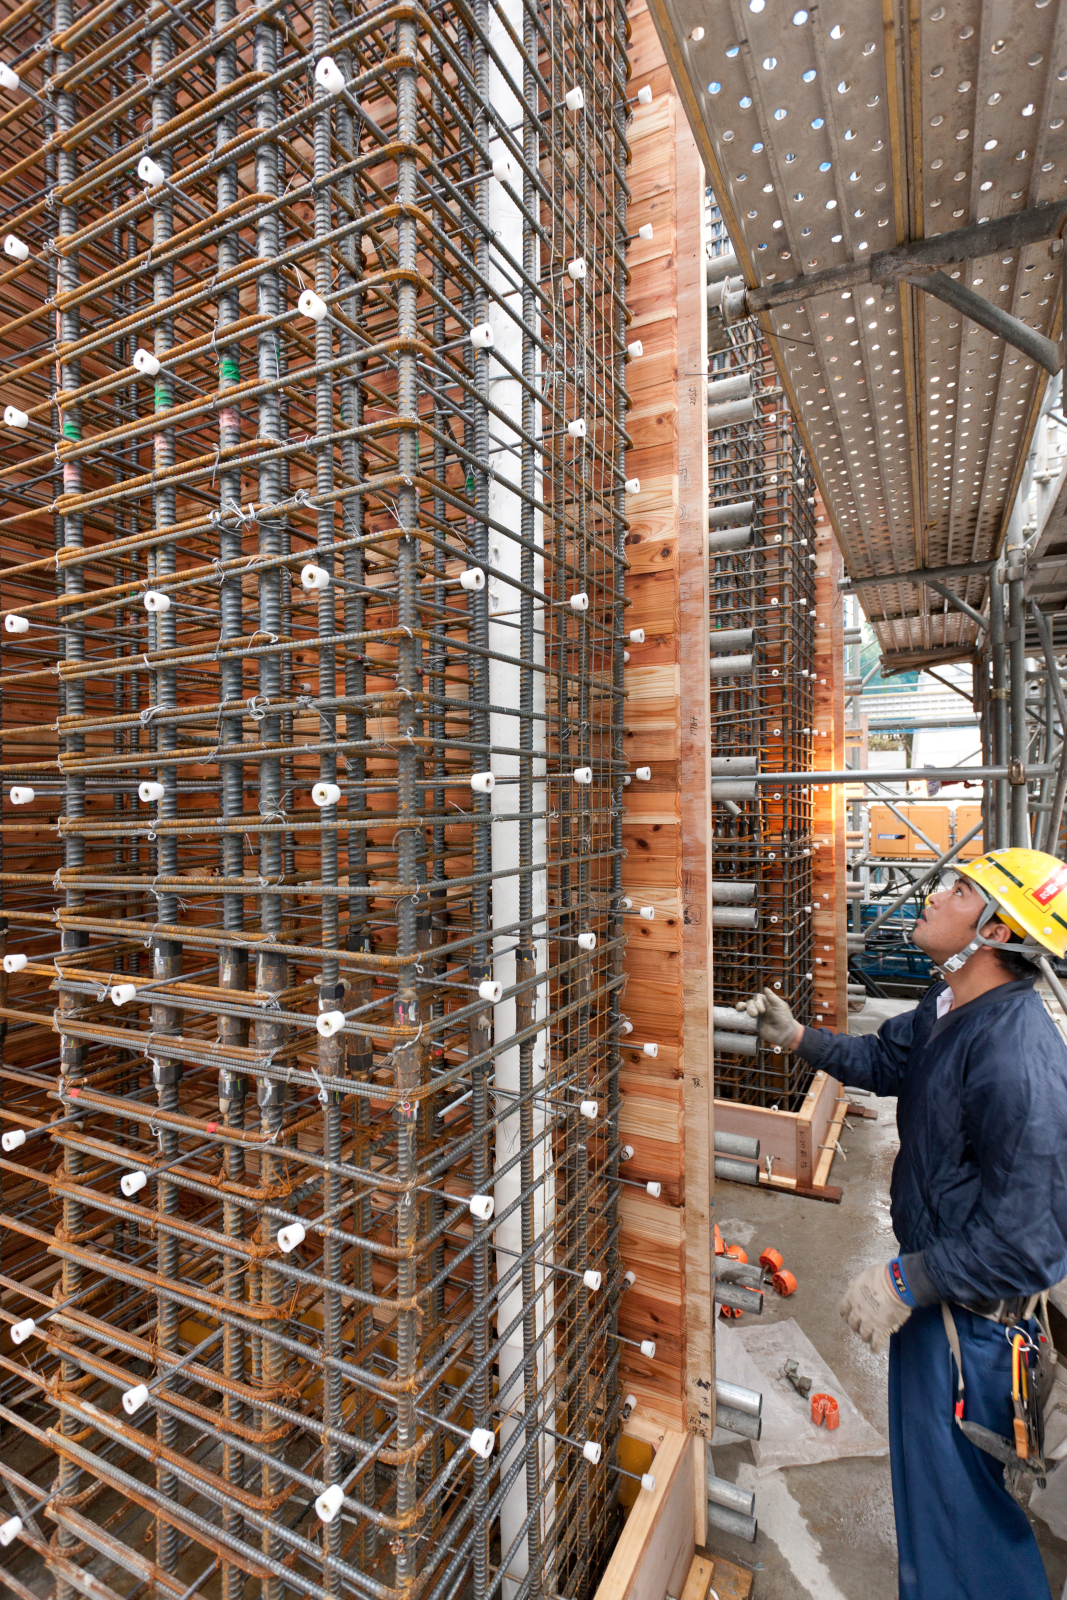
[954,847,1067,959]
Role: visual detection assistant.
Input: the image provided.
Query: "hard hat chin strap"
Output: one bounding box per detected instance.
[935,894,1017,976]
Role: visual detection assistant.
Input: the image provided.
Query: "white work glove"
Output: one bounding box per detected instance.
[839,1263,912,1353]
[736,986,802,1050]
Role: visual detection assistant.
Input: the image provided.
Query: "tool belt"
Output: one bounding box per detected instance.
[957,1293,1041,1326]
[941,1301,1051,1496]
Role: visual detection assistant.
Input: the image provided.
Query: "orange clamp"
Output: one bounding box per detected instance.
[759,1247,783,1273]
[811,1393,839,1430]
[772,1269,797,1297]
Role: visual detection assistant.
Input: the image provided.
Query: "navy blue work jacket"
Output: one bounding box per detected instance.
[798,979,1067,1306]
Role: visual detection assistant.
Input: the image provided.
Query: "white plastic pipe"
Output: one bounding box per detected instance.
[133,348,160,376]
[3,234,28,260]
[110,983,138,1006]
[277,1222,306,1253]
[120,1170,148,1197]
[316,1010,346,1037]
[10,1318,35,1344]
[3,953,27,973]
[486,18,552,1587]
[0,1516,22,1547]
[138,155,166,187]
[2,1129,26,1152]
[8,787,34,805]
[122,1384,149,1415]
[138,781,164,802]
[4,614,29,632]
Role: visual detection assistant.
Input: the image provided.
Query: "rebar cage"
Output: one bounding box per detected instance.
[0,3,634,1597]
[706,203,819,1108]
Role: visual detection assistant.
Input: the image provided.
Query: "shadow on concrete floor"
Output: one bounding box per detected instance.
[705,996,1067,1600]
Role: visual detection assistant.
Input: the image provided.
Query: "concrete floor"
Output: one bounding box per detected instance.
[706,997,1067,1600]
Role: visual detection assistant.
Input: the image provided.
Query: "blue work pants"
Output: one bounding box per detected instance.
[888,1302,1051,1599]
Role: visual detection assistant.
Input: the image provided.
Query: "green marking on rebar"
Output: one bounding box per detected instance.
[221,358,239,383]
[155,385,169,408]
[466,472,475,495]
[62,419,79,439]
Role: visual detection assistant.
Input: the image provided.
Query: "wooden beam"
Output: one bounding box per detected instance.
[592,1426,695,1600]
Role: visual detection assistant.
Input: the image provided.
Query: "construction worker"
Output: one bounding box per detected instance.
[740,847,1067,1600]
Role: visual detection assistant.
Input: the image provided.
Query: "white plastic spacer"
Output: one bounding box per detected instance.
[0,64,20,91]
[626,340,643,359]
[637,85,653,104]
[470,771,495,794]
[468,1427,495,1460]
[138,155,166,187]
[567,418,587,438]
[143,590,171,612]
[646,1181,662,1198]
[635,767,651,781]
[3,234,28,260]
[3,953,27,973]
[621,897,633,910]
[110,983,138,1007]
[315,1485,345,1524]
[569,591,589,611]
[638,223,653,240]
[640,1338,657,1358]
[122,1384,149,1415]
[491,155,512,183]
[573,766,593,785]
[620,1145,634,1162]
[0,1515,23,1548]
[312,781,342,807]
[623,650,630,663]
[316,1010,346,1038]
[567,257,587,280]
[625,477,641,495]
[133,348,160,376]
[641,1472,656,1492]
[469,322,494,349]
[277,1221,306,1254]
[120,1170,148,1197]
[4,405,28,428]
[4,614,29,633]
[583,1269,602,1291]
[620,1018,633,1035]
[138,781,164,803]
[477,979,502,1004]
[2,1129,26,1153]
[579,1099,599,1119]
[628,628,645,644]
[460,567,485,591]
[582,1441,602,1465]
[301,563,332,590]
[642,1042,658,1059]
[469,1193,495,1221]
[9,787,34,805]
[315,56,346,95]
[639,906,655,921]
[576,932,596,952]
[564,86,585,111]
[298,288,329,322]
[623,1270,637,1288]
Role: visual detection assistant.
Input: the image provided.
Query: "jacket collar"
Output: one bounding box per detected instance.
[927,977,1037,1043]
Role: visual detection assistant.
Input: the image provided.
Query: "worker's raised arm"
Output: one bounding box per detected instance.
[914,1016,1067,1306]
[736,985,923,1096]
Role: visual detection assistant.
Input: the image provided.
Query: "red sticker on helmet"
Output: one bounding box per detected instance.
[1033,865,1067,906]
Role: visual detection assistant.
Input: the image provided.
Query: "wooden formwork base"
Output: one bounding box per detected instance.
[594,1424,756,1600]
[715,1069,848,1201]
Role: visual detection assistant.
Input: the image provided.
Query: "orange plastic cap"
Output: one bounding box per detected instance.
[772,1269,797,1296]
[759,1247,784,1273]
[811,1393,838,1430]
[724,1245,748,1263]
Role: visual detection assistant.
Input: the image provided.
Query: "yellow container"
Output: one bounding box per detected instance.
[955,803,984,859]
[869,803,951,858]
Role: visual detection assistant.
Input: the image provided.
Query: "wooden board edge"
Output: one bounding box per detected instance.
[593,1426,693,1600]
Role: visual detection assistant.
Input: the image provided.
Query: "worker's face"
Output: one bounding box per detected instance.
[913,872,1009,961]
